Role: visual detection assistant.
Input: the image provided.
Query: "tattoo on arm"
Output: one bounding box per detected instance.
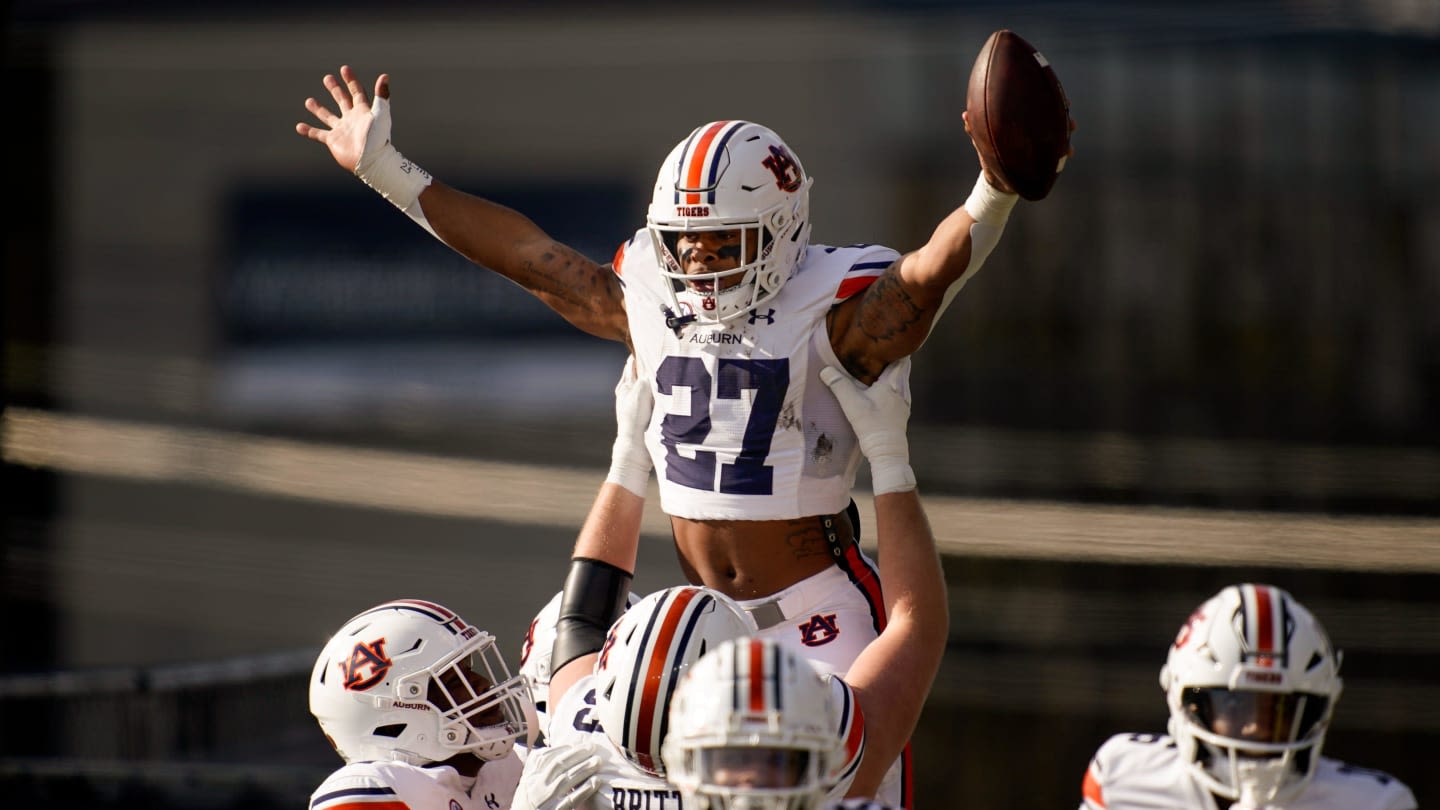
[858,272,926,342]
[832,270,930,379]
[514,244,625,335]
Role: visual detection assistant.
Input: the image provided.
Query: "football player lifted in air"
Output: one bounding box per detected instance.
[295,62,1067,684]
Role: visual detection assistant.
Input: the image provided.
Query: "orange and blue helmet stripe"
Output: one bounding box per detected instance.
[674,120,746,205]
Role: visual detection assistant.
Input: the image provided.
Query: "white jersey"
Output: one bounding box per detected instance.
[547,673,685,810]
[1080,733,1416,810]
[616,231,903,521]
[310,753,524,810]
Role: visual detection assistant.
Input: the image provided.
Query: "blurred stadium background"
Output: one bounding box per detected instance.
[3,1,1437,808]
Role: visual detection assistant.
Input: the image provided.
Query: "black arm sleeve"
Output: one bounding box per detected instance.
[551,557,634,674]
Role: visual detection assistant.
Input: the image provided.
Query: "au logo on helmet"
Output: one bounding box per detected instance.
[340,639,392,691]
[762,145,803,192]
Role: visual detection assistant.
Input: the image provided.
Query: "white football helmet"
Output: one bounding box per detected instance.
[518,588,642,719]
[1160,584,1343,806]
[647,120,813,325]
[593,585,757,777]
[309,599,536,766]
[662,637,861,810]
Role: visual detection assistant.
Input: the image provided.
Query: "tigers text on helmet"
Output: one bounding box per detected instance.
[309,599,536,766]
[593,586,756,777]
[1159,584,1343,806]
[647,120,813,325]
[662,637,861,810]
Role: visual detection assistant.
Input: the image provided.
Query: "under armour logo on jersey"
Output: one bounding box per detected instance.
[762,145,803,192]
[798,613,840,647]
[483,793,500,809]
[748,308,776,325]
[339,639,391,691]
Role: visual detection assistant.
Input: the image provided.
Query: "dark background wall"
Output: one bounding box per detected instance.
[3,2,1436,808]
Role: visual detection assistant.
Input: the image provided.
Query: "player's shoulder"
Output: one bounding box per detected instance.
[1088,731,1182,776]
[612,228,656,280]
[1304,757,1417,810]
[797,243,901,303]
[800,242,900,274]
[309,761,430,809]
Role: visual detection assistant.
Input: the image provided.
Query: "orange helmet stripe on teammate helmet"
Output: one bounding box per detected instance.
[747,637,768,712]
[678,120,740,205]
[632,586,703,766]
[1244,583,1283,667]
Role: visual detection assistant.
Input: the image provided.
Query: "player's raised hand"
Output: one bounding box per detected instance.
[296,65,391,174]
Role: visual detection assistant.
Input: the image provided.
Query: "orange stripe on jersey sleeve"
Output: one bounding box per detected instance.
[1081,764,1106,808]
[612,240,627,277]
[834,274,880,301]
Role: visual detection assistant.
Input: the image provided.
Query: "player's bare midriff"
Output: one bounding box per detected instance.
[669,512,854,601]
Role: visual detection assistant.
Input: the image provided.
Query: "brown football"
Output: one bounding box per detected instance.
[966,29,1071,201]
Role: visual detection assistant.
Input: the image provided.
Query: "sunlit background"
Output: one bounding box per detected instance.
[3,1,1437,808]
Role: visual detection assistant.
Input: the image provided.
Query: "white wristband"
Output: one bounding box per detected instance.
[605,445,651,498]
[962,172,1019,225]
[870,462,917,496]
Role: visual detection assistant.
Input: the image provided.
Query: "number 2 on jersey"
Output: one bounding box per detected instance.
[656,356,789,495]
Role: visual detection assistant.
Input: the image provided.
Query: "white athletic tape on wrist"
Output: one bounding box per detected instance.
[870,462,917,495]
[605,461,650,498]
[355,143,437,237]
[605,434,651,497]
[962,172,1019,225]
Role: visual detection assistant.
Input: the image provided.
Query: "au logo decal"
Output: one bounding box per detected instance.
[340,638,392,691]
[798,613,840,647]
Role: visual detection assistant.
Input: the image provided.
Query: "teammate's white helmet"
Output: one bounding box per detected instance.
[594,585,757,777]
[309,599,536,766]
[1159,584,1343,806]
[647,120,813,324]
[518,588,642,718]
[663,637,860,810]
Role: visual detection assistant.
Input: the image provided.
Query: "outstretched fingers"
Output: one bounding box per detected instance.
[322,72,351,112]
[339,65,370,111]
